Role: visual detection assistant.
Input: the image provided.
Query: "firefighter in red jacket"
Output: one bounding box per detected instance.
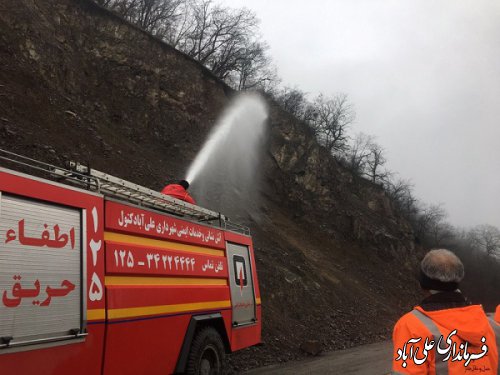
[161,180,196,205]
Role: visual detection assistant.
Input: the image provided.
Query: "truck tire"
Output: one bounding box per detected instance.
[185,327,226,375]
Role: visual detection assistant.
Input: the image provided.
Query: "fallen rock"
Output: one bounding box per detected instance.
[65,110,78,118]
[300,340,322,356]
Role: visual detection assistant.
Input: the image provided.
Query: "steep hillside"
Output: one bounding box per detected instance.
[0,0,423,370]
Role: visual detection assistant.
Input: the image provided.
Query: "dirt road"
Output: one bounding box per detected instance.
[244,341,393,375]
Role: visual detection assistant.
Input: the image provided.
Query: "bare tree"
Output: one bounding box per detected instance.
[468,224,500,257]
[176,0,278,89]
[385,177,412,205]
[366,139,391,183]
[414,203,447,244]
[309,93,355,155]
[275,87,310,120]
[177,1,258,80]
[345,132,372,176]
[102,0,183,35]
[232,41,279,91]
[345,133,390,183]
[453,228,500,310]
[98,0,277,90]
[135,0,182,34]
[429,222,455,247]
[164,0,195,47]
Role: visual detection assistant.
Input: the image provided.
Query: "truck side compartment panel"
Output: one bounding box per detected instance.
[0,170,105,375]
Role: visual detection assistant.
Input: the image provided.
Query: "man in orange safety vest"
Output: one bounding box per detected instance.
[392,249,499,374]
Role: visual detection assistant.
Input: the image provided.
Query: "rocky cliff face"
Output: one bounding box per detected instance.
[0,0,422,370]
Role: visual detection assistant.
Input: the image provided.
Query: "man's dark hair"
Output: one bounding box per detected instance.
[178,180,190,190]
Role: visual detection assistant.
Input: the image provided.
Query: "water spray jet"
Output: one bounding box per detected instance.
[185,93,268,213]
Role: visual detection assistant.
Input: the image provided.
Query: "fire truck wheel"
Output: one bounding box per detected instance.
[186,327,226,375]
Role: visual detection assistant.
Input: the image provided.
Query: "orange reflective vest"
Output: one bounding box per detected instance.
[392,305,499,374]
[161,184,196,205]
[495,305,500,324]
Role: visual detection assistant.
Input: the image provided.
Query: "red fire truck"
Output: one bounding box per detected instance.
[0,149,261,374]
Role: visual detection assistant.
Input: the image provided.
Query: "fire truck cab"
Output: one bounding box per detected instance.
[0,149,261,375]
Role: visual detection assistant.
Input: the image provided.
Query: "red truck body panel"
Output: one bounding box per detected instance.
[0,168,261,374]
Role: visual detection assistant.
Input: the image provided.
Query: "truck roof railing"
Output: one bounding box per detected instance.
[0,148,250,235]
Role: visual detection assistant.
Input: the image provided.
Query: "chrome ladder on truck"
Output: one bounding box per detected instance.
[0,148,250,235]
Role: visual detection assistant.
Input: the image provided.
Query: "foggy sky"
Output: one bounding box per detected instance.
[220,0,500,230]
